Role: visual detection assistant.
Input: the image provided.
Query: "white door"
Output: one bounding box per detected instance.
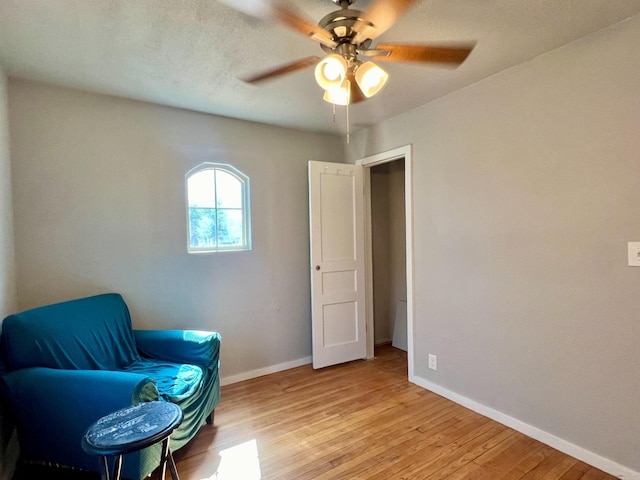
[309,161,366,369]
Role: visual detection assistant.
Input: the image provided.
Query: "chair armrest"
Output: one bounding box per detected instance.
[133,330,221,368]
[2,368,158,418]
[1,367,159,469]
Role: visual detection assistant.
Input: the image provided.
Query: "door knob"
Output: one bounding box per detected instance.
[315,265,321,271]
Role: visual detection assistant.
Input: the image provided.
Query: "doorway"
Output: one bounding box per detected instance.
[358,145,414,379]
[370,160,407,349]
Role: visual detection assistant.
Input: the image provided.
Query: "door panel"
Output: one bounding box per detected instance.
[309,161,366,369]
[322,302,357,346]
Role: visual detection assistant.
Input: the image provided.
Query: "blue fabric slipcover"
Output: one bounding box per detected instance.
[0,293,221,480]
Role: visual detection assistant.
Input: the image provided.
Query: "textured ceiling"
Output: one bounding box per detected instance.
[1,0,639,134]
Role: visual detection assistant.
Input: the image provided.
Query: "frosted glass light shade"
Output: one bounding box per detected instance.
[354,61,388,98]
[322,79,351,105]
[315,54,348,91]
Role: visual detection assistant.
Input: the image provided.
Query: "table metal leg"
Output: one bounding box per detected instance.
[101,456,110,480]
[101,455,123,480]
[158,437,180,480]
[159,438,170,480]
[112,454,123,480]
[168,449,180,480]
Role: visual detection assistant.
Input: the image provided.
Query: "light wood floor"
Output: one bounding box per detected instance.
[172,345,615,480]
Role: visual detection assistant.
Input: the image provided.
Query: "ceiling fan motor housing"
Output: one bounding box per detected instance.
[318,7,371,54]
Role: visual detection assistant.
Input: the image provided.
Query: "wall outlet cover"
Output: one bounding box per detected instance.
[628,242,640,267]
[428,354,437,370]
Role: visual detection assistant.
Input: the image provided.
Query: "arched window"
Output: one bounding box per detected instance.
[186,163,251,253]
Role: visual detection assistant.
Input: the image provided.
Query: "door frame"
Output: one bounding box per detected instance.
[357,144,415,380]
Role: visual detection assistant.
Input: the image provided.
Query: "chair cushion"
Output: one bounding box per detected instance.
[124,359,204,402]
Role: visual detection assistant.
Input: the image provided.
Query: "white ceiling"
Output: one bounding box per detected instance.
[1,0,639,134]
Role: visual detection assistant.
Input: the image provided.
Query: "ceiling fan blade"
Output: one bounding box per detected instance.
[270,2,338,48]
[220,0,337,48]
[218,0,273,17]
[352,0,420,43]
[369,43,475,66]
[242,55,321,84]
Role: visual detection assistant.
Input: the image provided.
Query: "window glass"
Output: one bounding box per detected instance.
[217,209,243,246]
[215,170,242,208]
[188,170,216,207]
[186,163,251,252]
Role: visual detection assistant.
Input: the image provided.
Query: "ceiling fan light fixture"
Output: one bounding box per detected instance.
[354,61,388,98]
[314,54,348,91]
[323,78,351,105]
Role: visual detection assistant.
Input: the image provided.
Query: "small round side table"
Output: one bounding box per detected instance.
[82,401,183,480]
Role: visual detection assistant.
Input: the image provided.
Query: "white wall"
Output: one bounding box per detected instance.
[0,66,16,322]
[8,80,344,379]
[347,14,640,476]
[0,64,18,480]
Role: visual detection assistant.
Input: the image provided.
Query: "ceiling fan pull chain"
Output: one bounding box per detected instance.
[346,103,350,144]
[332,102,337,123]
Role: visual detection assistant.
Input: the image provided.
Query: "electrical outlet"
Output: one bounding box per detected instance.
[428,354,437,371]
[628,242,640,266]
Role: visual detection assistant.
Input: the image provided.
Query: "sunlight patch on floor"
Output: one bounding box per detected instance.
[203,439,261,480]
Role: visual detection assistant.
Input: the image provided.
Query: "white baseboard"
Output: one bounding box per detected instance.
[220,356,312,386]
[411,374,639,480]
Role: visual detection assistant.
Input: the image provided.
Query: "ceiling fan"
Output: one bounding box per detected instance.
[223,0,476,106]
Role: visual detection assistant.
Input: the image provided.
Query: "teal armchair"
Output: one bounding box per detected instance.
[0,293,221,480]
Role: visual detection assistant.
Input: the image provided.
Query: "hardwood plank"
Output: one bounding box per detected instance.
[15,345,616,480]
[374,422,511,480]
[557,461,591,480]
[161,346,614,480]
[168,345,617,480]
[581,467,622,480]
[261,394,452,478]
[17,345,616,480]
